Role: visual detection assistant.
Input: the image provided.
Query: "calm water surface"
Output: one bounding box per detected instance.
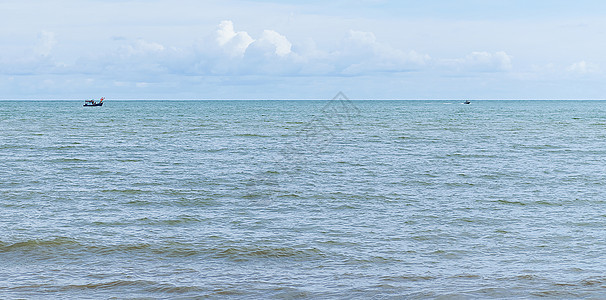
[2,100,606,298]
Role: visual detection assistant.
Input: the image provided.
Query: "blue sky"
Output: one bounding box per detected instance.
[1,0,606,99]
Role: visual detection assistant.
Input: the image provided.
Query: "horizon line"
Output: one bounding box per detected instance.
[3,99,606,101]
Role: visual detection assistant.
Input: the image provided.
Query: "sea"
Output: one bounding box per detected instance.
[2,99,606,298]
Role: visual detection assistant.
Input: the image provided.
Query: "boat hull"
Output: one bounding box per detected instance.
[83,102,103,106]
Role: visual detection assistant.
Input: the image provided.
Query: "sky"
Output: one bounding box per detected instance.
[2,0,606,100]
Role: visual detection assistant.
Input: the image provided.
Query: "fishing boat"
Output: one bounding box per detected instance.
[463,100,471,104]
[84,97,104,106]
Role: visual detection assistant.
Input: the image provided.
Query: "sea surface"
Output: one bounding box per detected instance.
[2,99,606,298]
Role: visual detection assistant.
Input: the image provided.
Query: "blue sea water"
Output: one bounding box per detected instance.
[2,99,606,298]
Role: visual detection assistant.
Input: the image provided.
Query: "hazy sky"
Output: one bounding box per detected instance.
[2,0,606,99]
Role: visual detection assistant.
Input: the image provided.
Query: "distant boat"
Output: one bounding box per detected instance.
[84,97,104,106]
[463,100,471,104]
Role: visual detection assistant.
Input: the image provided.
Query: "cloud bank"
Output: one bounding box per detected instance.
[2,20,519,80]
[6,19,603,100]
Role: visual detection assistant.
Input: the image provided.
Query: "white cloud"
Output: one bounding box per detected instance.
[35,31,57,57]
[257,30,292,57]
[338,30,430,75]
[467,51,512,71]
[123,39,165,56]
[348,30,377,45]
[0,22,517,81]
[5,21,523,85]
[212,22,295,60]
[567,60,599,74]
[214,20,254,57]
[193,20,298,75]
[440,51,513,72]
[191,24,432,76]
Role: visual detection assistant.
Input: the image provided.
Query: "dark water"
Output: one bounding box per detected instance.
[2,100,606,298]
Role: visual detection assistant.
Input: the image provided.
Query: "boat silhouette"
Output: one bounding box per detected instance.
[84,97,104,106]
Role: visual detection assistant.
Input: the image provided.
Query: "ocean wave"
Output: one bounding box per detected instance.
[0,237,81,253]
[234,133,272,137]
[100,188,153,194]
[9,280,206,296]
[1,237,325,261]
[380,274,437,282]
[212,245,325,261]
[47,157,87,162]
[135,215,204,226]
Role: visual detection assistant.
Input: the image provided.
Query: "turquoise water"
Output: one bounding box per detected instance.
[2,100,606,298]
